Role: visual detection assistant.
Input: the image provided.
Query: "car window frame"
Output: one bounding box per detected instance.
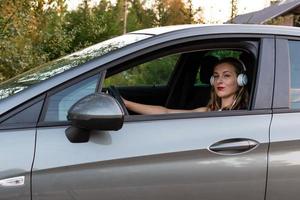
[0,94,45,130]
[36,34,274,127]
[101,35,273,122]
[273,36,300,113]
[37,71,105,127]
[108,39,257,93]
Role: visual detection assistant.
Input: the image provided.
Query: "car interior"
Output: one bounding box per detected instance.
[103,43,257,115]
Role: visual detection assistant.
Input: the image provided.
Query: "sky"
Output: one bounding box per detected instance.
[66,0,271,23]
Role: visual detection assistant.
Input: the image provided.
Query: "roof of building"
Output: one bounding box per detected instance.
[231,0,300,24]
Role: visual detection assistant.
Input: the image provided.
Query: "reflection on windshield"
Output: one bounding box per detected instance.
[0,34,150,100]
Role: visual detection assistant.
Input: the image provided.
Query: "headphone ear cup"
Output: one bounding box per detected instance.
[210,76,214,86]
[237,73,248,86]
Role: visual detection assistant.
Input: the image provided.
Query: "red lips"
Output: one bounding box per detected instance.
[217,86,225,91]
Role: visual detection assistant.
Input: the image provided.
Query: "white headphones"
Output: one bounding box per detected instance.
[210,58,248,87]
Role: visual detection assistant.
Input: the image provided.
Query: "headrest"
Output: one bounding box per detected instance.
[200,56,219,84]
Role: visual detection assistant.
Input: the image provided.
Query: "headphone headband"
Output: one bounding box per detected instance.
[236,59,247,72]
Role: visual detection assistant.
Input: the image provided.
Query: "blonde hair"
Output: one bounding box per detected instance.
[207,58,249,111]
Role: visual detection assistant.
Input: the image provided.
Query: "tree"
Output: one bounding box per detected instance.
[126,0,156,32]
[64,0,119,51]
[0,0,206,82]
[33,0,71,60]
[186,0,204,24]
[186,0,194,24]
[153,0,191,26]
[0,0,43,80]
[0,0,70,81]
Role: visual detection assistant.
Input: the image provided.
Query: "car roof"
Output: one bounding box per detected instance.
[131,24,300,37]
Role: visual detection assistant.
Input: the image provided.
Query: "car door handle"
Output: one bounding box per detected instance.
[208,138,258,155]
[0,176,25,187]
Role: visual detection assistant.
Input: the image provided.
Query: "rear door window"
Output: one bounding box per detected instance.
[288,41,300,109]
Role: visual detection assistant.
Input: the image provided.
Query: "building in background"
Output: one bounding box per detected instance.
[231,0,300,26]
[200,0,271,23]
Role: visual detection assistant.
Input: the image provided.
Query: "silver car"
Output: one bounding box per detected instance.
[0,24,299,200]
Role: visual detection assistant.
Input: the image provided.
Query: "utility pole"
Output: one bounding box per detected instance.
[230,0,238,23]
[123,0,128,34]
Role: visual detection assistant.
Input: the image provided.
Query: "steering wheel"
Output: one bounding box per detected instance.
[107,86,129,115]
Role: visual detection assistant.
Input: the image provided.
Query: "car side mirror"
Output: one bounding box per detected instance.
[65,93,124,143]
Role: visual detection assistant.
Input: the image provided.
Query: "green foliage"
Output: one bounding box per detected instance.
[64,0,119,51]
[207,50,241,59]
[154,0,192,26]
[126,0,156,32]
[0,0,70,80]
[0,0,204,82]
[104,54,179,87]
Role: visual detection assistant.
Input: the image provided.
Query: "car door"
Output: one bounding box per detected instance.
[266,38,300,200]
[0,96,44,200]
[32,37,274,200]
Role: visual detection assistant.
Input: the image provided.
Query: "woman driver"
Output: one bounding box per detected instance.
[123,57,249,114]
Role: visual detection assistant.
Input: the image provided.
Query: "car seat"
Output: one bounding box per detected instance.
[185,55,219,109]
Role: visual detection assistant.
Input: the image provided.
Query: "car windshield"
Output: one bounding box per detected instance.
[0,33,151,100]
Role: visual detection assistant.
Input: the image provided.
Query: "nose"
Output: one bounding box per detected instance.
[216,76,224,84]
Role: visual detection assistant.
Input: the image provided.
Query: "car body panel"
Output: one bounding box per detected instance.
[253,37,275,110]
[32,114,270,200]
[266,37,300,200]
[0,129,35,200]
[267,113,300,200]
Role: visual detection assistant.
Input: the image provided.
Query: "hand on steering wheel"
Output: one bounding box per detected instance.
[107,86,129,115]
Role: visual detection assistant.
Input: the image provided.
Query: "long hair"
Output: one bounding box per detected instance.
[207,57,249,111]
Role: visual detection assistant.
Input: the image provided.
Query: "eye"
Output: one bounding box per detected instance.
[213,74,219,78]
[224,73,232,78]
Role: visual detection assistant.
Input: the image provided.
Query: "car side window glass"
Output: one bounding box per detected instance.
[0,100,44,128]
[289,41,300,109]
[104,54,180,87]
[102,48,256,115]
[44,75,99,122]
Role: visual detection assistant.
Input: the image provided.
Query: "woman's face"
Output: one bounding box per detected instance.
[213,62,239,99]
